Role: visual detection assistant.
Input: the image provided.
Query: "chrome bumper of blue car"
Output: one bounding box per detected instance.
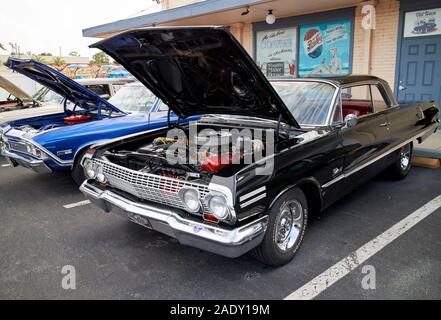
[1,149,52,173]
[80,181,268,258]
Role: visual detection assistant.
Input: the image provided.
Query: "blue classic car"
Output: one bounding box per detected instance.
[0,59,186,184]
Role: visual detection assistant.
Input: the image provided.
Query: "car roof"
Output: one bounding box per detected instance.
[75,78,134,85]
[120,81,145,87]
[317,75,382,85]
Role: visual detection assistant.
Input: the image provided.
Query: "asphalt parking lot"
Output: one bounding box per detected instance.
[0,155,440,300]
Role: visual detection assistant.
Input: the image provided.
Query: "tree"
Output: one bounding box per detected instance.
[52,56,66,68]
[32,55,47,64]
[0,43,5,51]
[69,51,80,57]
[91,52,110,66]
[39,52,52,56]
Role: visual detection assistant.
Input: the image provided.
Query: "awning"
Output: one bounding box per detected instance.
[82,0,359,38]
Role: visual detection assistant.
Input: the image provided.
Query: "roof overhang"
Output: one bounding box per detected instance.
[82,0,360,38]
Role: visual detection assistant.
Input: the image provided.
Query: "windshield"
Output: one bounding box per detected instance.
[108,85,156,113]
[33,87,64,104]
[271,81,336,126]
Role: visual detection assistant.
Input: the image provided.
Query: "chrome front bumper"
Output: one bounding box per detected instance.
[1,149,51,173]
[80,181,268,258]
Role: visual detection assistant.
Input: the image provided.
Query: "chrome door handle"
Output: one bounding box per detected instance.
[399,81,406,91]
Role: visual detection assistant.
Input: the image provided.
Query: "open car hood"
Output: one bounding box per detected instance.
[5,58,125,115]
[91,26,299,128]
[0,74,33,102]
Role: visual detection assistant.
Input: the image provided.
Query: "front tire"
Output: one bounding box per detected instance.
[387,142,413,180]
[251,187,308,267]
[72,150,87,186]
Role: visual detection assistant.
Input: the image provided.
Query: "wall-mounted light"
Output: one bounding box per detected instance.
[266,9,276,25]
[241,6,250,16]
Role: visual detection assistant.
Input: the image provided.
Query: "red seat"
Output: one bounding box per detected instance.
[342,100,373,118]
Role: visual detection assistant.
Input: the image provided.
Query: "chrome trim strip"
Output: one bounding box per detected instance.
[322,126,436,188]
[239,186,266,202]
[1,149,52,173]
[240,193,266,209]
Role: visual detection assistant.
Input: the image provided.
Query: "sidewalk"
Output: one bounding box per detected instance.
[415,130,441,158]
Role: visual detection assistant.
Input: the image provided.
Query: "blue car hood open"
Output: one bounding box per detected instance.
[5,58,125,115]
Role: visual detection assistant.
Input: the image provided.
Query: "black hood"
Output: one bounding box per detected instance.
[91,26,299,128]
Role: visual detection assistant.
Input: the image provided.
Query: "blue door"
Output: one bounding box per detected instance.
[397,36,441,108]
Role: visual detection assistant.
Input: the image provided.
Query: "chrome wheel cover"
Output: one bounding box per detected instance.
[400,144,411,171]
[275,200,304,252]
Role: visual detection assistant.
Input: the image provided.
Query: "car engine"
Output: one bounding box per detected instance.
[103,127,265,181]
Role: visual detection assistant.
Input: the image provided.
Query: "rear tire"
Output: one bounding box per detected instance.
[387,142,413,180]
[72,150,87,186]
[250,187,308,267]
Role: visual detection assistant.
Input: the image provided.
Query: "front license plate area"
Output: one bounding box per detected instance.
[127,212,152,229]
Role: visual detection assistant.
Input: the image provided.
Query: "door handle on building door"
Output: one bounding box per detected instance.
[398,81,406,91]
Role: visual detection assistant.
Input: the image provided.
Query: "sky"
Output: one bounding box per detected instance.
[0,0,161,58]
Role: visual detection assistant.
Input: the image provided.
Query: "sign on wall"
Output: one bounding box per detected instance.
[298,19,352,77]
[256,28,297,77]
[404,8,441,38]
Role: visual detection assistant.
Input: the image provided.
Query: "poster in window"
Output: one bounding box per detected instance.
[256,28,297,77]
[298,19,352,77]
[404,8,441,38]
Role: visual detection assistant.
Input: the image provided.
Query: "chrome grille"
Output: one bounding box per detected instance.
[8,140,28,154]
[94,159,211,213]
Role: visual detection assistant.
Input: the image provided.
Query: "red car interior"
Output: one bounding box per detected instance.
[64,115,93,125]
[342,100,374,118]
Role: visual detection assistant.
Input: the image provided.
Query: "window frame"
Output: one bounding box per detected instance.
[331,81,393,125]
[269,78,340,128]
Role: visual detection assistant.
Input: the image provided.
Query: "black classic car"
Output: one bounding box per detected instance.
[79,27,439,266]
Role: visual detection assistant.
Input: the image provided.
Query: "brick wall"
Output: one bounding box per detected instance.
[353,0,400,89]
[162,0,400,88]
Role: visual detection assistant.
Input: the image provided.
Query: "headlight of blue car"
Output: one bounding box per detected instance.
[25,143,48,160]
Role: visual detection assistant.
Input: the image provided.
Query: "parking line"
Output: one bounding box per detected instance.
[284,194,441,300]
[1,164,12,167]
[63,200,91,209]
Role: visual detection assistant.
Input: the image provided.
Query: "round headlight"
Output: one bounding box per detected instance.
[26,144,34,154]
[95,165,106,183]
[208,195,229,220]
[181,188,201,213]
[84,160,96,179]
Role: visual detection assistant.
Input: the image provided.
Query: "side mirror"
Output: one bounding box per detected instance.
[344,114,358,128]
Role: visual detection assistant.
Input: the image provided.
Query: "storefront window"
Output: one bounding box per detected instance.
[298,19,352,77]
[256,28,297,78]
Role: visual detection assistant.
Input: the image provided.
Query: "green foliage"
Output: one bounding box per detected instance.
[0,43,5,51]
[32,55,47,64]
[69,51,80,56]
[52,56,66,67]
[91,52,110,66]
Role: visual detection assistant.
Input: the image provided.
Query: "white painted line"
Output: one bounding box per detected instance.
[284,194,441,300]
[1,164,12,167]
[63,200,91,209]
